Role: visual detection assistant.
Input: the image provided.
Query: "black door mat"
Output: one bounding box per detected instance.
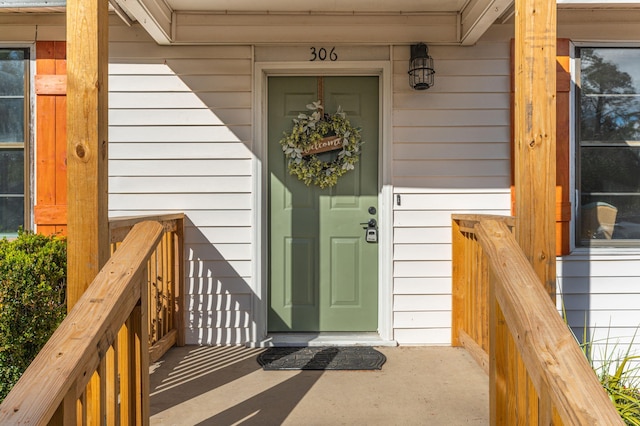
[257,346,386,370]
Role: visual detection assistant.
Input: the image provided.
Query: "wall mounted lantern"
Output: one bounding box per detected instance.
[408,43,435,90]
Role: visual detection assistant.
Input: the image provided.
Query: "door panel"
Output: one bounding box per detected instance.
[268,76,379,332]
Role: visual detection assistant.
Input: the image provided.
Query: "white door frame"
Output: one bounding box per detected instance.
[251,60,394,345]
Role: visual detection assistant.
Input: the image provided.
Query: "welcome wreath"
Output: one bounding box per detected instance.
[279,101,363,188]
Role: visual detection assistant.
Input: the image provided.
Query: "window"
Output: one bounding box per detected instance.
[0,48,28,238]
[578,47,640,245]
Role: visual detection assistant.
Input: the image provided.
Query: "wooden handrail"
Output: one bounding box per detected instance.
[109,213,184,243]
[110,213,185,360]
[452,214,623,425]
[0,221,163,424]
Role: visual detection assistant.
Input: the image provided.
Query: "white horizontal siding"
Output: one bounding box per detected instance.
[391,42,511,345]
[187,260,252,279]
[186,244,252,261]
[394,261,451,278]
[394,277,452,295]
[110,194,252,210]
[109,92,252,109]
[393,328,451,346]
[394,209,508,228]
[187,277,252,296]
[191,310,252,329]
[394,142,508,160]
[0,14,65,41]
[185,328,251,346]
[394,311,450,328]
[394,244,451,261]
[394,126,509,143]
[188,294,252,313]
[558,254,640,360]
[108,22,253,345]
[174,13,458,45]
[109,126,250,143]
[110,159,252,176]
[110,176,252,193]
[185,227,253,244]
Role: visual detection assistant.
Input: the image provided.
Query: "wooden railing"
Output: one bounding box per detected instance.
[0,214,184,424]
[452,214,623,425]
[110,213,185,362]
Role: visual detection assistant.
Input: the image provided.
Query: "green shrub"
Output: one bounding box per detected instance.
[589,334,640,426]
[0,230,66,402]
[576,323,640,425]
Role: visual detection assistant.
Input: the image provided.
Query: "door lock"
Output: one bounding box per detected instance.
[360,218,378,243]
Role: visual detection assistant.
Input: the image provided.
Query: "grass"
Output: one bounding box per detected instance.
[577,324,640,425]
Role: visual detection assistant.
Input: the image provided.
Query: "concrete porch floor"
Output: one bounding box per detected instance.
[150,345,489,425]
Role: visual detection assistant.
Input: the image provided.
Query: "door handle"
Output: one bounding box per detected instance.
[360,218,377,228]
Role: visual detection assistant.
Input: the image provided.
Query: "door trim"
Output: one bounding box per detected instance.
[251,61,394,345]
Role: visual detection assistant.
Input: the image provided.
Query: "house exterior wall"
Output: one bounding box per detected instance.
[108,27,255,345]
[559,253,640,358]
[2,10,640,349]
[391,41,512,344]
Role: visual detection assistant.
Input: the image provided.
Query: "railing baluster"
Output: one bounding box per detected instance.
[106,344,117,426]
[451,218,464,346]
[86,371,101,424]
[453,214,621,425]
[100,357,108,424]
[174,220,185,346]
[120,316,134,425]
[80,388,87,424]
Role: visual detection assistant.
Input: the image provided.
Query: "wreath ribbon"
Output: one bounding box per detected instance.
[279,101,363,188]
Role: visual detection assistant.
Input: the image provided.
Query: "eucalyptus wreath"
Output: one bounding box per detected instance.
[279,101,363,188]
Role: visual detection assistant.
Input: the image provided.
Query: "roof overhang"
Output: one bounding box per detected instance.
[0,0,513,46]
[5,0,640,46]
[108,0,516,46]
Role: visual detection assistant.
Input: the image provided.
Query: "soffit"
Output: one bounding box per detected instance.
[164,0,469,13]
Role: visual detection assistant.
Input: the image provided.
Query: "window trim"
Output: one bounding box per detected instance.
[0,44,33,237]
[574,42,640,249]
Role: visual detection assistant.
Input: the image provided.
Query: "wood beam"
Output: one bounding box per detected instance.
[493,1,557,422]
[460,0,514,46]
[111,0,172,44]
[513,0,557,295]
[66,0,110,310]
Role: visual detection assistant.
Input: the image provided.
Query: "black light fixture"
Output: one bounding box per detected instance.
[408,43,435,90]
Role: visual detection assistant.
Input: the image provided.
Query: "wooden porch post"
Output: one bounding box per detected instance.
[491,0,558,423]
[513,0,557,295]
[66,0,110,310]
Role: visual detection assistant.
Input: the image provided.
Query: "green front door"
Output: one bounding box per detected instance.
[268,76,379,332]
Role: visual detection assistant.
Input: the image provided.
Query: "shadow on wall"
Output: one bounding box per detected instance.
[184,216,255,345]
[557,258,592,352]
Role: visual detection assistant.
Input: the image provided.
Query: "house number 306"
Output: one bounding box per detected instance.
[310,47,338,61]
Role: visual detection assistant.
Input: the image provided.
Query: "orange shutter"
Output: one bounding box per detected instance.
[511,38,572,256]
[34,41,67,236]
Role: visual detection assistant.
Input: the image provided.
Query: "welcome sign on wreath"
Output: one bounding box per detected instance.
[279,101,363,188]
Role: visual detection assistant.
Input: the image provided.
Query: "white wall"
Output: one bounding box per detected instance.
[558,253,640,362]
[108,22,255,345]
[391,42,512,344]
